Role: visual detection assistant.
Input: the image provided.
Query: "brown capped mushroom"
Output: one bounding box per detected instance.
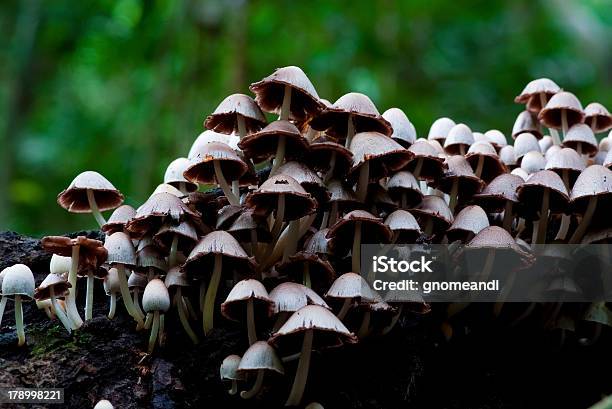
[562,123,598,156]
[34,272,73,333]
[405,139,446,181]
[205,93,267,138]
[465,141,506,182]
[385,171,422,209]
[568,165,612,243]
[221,279,273,345]
[514,78,561,113]
[409,195,453,238]
[101,205,136,235]
[269,282,329,330]
[384,209,422,243]
[163,158,199,194]
[539,91,585,139]
[142,278,170,353]
[447,205,490,243]
[584,102,612,134]
[512,110,542,140]
[473,173,523,232]
[435,155,484,212]
[127,192,200,238]
[307,135,353,180]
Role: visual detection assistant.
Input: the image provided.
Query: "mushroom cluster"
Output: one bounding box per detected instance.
[3,68,611,407]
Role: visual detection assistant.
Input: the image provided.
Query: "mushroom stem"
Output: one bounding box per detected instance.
[303,263,311,288]
[337,298,352,320]
[108,293,117,319]
[0,296,6,326]
[323,152,337,183]
[270,135,287,176]
[535,188,550,244]
[132,288,145,326]
[305,127,316,143]
[459,145,465,155]
[66,245,83,328]
[85,271,95,320]
[329,201,339,227]
[352,221,362,273]
[247,298,257,345]
[561,109,568,139]
[569,196,598,244]
[357,311,371,339]
[449,179,459,213]
[199,280,206,313]
[413,158,423,179]
[273,311,290,332]
[424,217,434,237]
[86,188,106,227]
[271,194,286,244]
[280,84,292,121]
[203,254,223,335]
[159,314,166,347]
[538,93,561,145]
[249,229,259,261]
[229,379,239,395]
[50,287,73,332]
[15,295,25,346]
[232,180,241,200]
[285,329,314,406]
[241,368,265,399]
[320,211,329,230]
[556,171,572,240]
[475,156,484,178]
[502,201,514,233]
[283,220,300,263]
[144,312,152,329]
[116,264,145,326]
[213,160,239,205]
[356,162,369,202]
[184,296,198,321]
[148,310,160,354]
[345,114,355,148]
[168,234,179,268]
[237,115,247,139]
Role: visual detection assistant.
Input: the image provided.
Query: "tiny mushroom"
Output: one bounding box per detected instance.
[444,123,474,155]
[103,268,121,319]
[446,205,490,243]
[204,93,267,139]
[384,209,423,244]
[0,264,35,346]
[514,77,561,114]
[427,117,456,145]
[269,282,330,330]
[34,272,73,333]
[325,272,377,320]
[405,139,447,181]
[237,341,284,399]
[385,171,423,209]
[513,133,541,165]
[382,107,417,148]
[539,91,585,138]
[142,278,171,354]
[163,158,199,194]
[435,155,484,212]
[409,195,454,238]
[165,267,199,345]
[101,204,136,235]
[93,400,114,409]
[220,354,245,395]
[562,123,598,157]
[473,173,523,232]
[465,141,506,182]
[584,102,612,134]
[512,110,542,140]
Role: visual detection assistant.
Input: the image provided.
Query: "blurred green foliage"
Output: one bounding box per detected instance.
[1,0,611,236]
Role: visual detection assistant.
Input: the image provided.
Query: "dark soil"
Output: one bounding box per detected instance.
[1,231,610,409]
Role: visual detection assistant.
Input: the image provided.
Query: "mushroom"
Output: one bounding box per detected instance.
[499,145,517,169]
[465,141,506,182]
[205,93,267,139]
[237,341,284,399]
[182,230,255,334]
[539,91,585,139]
[539,135,554,154]
[382,107,417,148]
[409,195,453,239]
[164,267,199,345]
[404,139,446,181]
[136,244,168,281]
[220,354,245,395]
[269,305,357,406]
[473,173,523,232]
[163,158,199,195]
[221,279,274,345]
[484,129,507,152]
[512,110,542,140]
[562,123,598,157]
[307,135,353,181]
[520,151,546,175]
[435,155,484,212]
[427,117,456,145]
[513,132,541,165]
[385,171,423,209]
[365,182,397,216]
[127,271,148,324]
[444,123,474,155]
[227,209,272,260]
[514,78,562,143]
[325,272,377,320]
[384,209,422,244]
[584,102,612,134]
[153,219,200,267]
[511,167,529,181]
[269,282,330,331]
[446,205,490,243]
[101,204,136,235]
[188,129,238,159]
[103,268,121,319]
[142,278,170,354]
[276,161,330,211]
[151,183,185,198]
[0,264,35,346]
[57,171,124,227]
[93,400,114,409]
[34,272,73,333]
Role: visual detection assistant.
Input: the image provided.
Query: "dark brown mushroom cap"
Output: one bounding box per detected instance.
[182,231,255,279]
[327,210,393,253]
[538,91,585,130]
[570,165,612,216]
[446,205,489,242]
[514,133,541,162]
[514,78,561,112]
[276,161,329,204]
[325,179,361,211]
[516,170,569,214]
[384,209,422,242]
[237,120,308,163]
[304,228,332,256]
[215,204,243,230]
[385,171,423,207]
[409,195,454,231]
[249,66,325,122]
[348,132,413,181]
[499,145,517,167]
[127,271,148,290]
[57,171,124,213]
[465,142,507,182]
[41,236,108,273]
[184,141,247,184]
[220,279,274,322]
[382,107,416,147]
[584,102,612,133]
[562,124,598,156]
[102,205,136,234]
[227,209,273,243]
[204,94,267,135]
[545,147,586,184]
[268,305,357,351]
[136,245,168,273]
[127,192,200,237]
[427,117,456,142]
[153,220,199,253]
[307,136,353,175]
[245,174,317,221]
[435,155,484,196]
[512,111,543,139]
[34,273,71,300]
[444,124,474,154]
[464,226,534,269]
[404,140,446,181]
[473,173,523,212]
[163,158,199,193]
[269,282,330,314]
[275,252,336,288]
[310,93,392,138]
[104,232,137,267]
[164,266,190,288]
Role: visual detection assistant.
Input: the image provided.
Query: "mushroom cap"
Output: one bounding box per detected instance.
[102,205,136,234]
[128,192,200,237]
[249,66,324,122]
[184,141,248,184]
[512,111,542,139]
[276,161,329,204]
[499,145,517,167]
[305,403,325,409]
[485,129,507,149]
[594,150,608,166]
[435,155,484,196]
[427,117,456,142]
[545,145,562,161]
[465,226,534,269]
[220,279,274,321]
[153,220,200,253]
[307,136,353,175]
[216,204,243,230]
[164,266,190,288]
[511,167,529,181]
[238,120,308,163]
[383,107,416,147]
[205,93,267,135]
[304,228,332,256]
[1,264,35,299]
[103,268,122,295]
[163,158,199,193]
[444,123,474,154]
[136,245,168,272]
[246,174,317,221]
[539,136,554,154]
[310,92,392,138]
[514,78,561,112]
[562,123,598,155]
[227,209,273,243]
[269,305,357,350]
[473,173,523,212]
[188,130,238,159]
[49,254,72,275]
[409,195,454,230]
[538,91,585,129]
[516,170,569,214]
[327,210,393,253]
[41,235,108,273]
[465,142,506,182]
[570,165,612,215]
[126,271,147,290]
[34,273,71,300]
[220,355,245,381]
[325,272,377,302]
[584,102,612,133]
[447,205,490,241]
[183,231,255,278]
[385,171,423,207]
[326,179,361,210]
[384,209,422,242]
[348,131,413,181]
[514,132,541,162]
[473,132,487,143]
[104,232,137,267]
[600,136,611,152]
[142,279,170,313]
[151,183,184,198]
[545,147,585,183]
[269,282,329,314]
[405,140,446,181]
[521,151,546,174]
[238,341,284,375]
[57,171,124,213]
[93,400,114,409]
[605,150,612,169]
[275,252,336,289]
